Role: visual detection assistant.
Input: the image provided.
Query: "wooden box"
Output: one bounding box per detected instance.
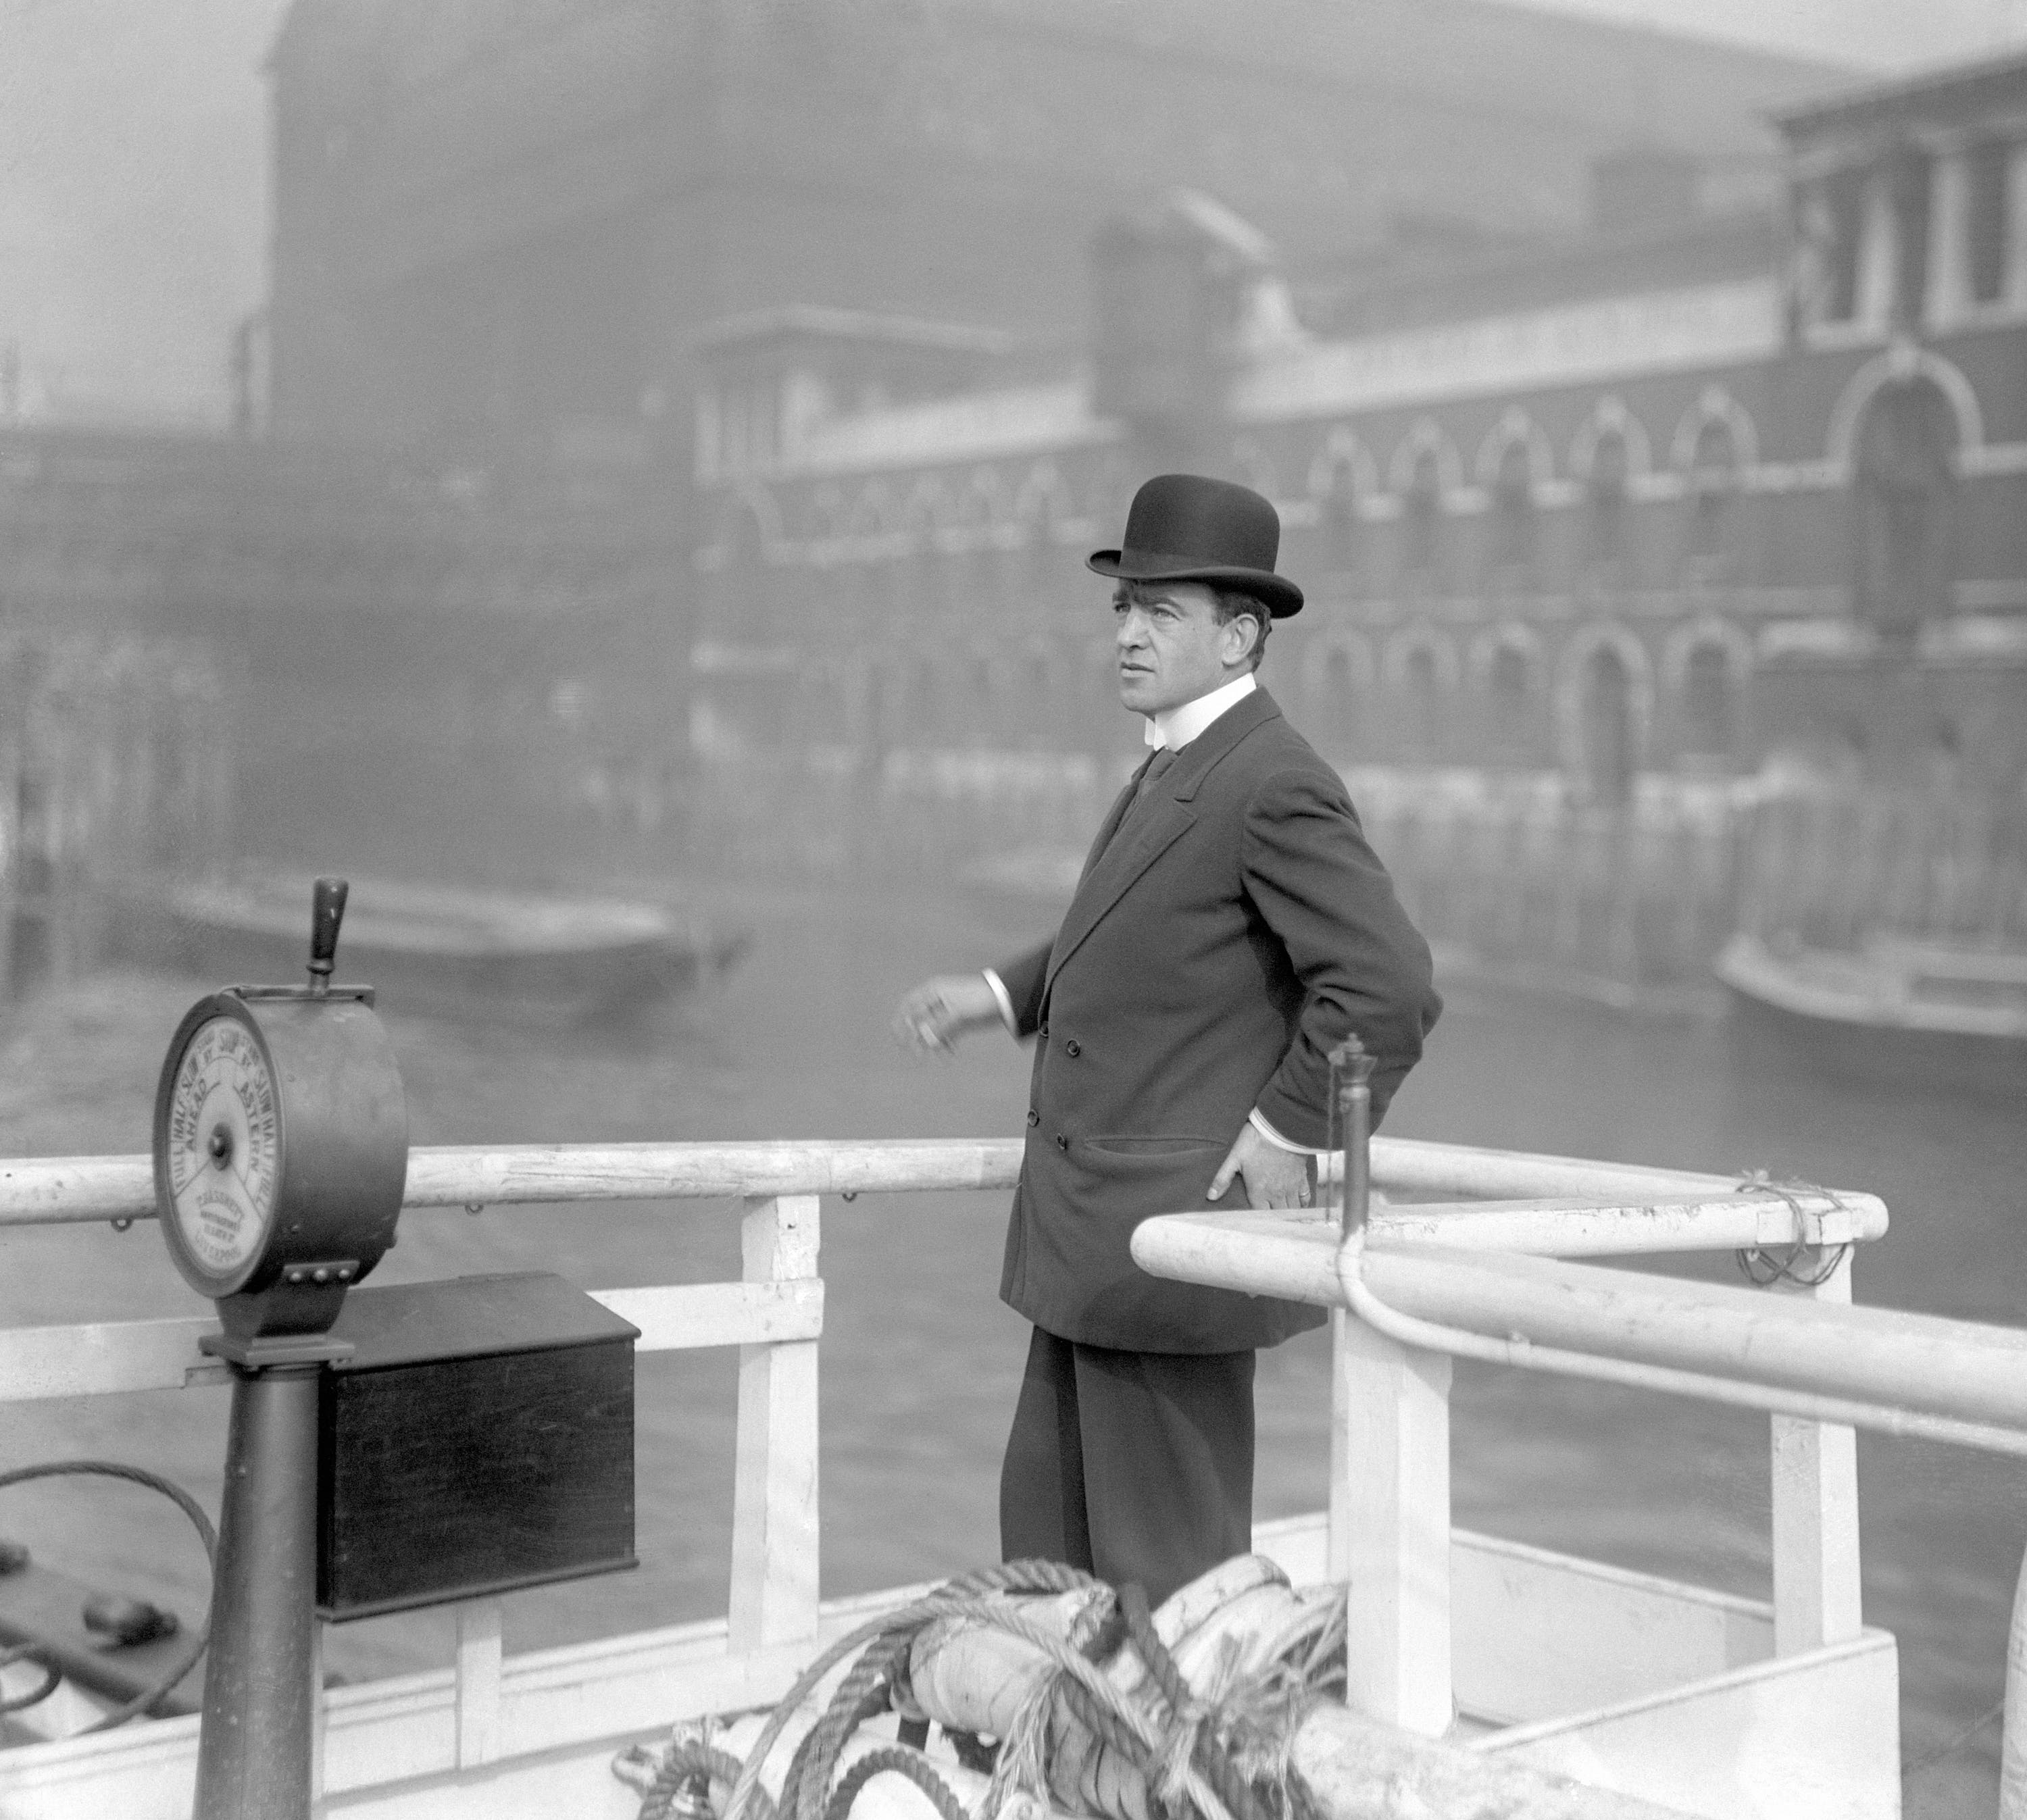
[316,1273,638,1621]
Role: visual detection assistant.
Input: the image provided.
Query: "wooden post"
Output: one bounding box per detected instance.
[730,1193,822,1651]
[1331,1309,1453,1736]
[309,1620,326,1815]
[453,1598,504,1769]
[2000,1534,2027,1819]
[1769,1248,1863,1654]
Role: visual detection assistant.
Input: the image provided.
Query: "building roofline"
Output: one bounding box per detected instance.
[1771,43,2027,134]
[691,306,1018,357]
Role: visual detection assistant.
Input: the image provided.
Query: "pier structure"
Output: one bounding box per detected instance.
[674,49,2027,990]
[5,26,2026,993]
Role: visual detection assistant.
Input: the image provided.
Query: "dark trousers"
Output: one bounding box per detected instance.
[998,1326,1255,1607]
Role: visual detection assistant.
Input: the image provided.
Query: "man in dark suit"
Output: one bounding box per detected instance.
[895,473,1439,1602]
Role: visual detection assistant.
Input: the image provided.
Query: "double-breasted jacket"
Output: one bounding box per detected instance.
[993,686,1441,1354]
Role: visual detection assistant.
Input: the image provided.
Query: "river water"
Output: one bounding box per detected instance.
[1,876,2022,1817]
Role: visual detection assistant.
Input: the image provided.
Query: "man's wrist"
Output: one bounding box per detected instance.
[1249,1107,1327,1157]
[981,969,1018,1036]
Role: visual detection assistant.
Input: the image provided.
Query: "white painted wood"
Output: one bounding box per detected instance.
[311,1619,328,1813]
[1336,1315,1453,1736]
[0,1314,218,1401]
[0,1517,1895,1820]
[453,1599,503,1769]
[1292,1695,1691,1819]
[1449,1530,1772,1726]
[403,1141,1022,1208]
[0,1154,153,1226]
[0,1283,824,1403]
[1326,1309,1351,1579]
[592,1280,824,1352]
[2001,1534,2027,1820]
[1134,1224,2027,1438]
[0,1135,1887,1238]
[729,1194,822,1652]
[1483,1631,1901,1820]
[1769,1250,1863,1655]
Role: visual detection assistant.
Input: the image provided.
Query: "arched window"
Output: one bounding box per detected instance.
[1578,644,1637,806]
[1680,641,1736,759]
[1852,375,1959,638]
[1490,436,1536,574]
[1686,413,1738,559]
[1403,647,1441,760]
[1486,637,1536,765]
[1388,632,1453,763]
[1316,451,1362,574]
[1402,448,1444,582]
[1588,426,1630,561]
[1302,636,1370,762]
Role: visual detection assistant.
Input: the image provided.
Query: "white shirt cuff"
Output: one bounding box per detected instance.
[980,969,1018,1037]
[1250,1107,1327,1156]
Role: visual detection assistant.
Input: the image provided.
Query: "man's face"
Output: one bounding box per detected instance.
[1112,581,1256,715]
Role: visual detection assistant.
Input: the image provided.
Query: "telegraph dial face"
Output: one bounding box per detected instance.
[160,1011,281,1293]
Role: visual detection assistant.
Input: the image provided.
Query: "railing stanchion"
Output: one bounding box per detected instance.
[1332,1311,1454,1735]
[730,1193,822,1652]
[453,1597,504,1769]
[1329,1035,1453,1736]
[1770,1246,1863,1654]
[309,1618,327,1816]
[2003,1533,2027,1819]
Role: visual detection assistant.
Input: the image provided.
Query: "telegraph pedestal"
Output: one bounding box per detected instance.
[154,879,407,1820]
[153,878,639,1820]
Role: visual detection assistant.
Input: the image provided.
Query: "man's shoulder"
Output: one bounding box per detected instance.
[1211,697,1348,801]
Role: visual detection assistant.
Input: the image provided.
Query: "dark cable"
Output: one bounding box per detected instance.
[0,1460,217,1734]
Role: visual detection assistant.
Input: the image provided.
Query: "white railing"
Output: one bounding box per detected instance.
[0,1136,1891,1808]
[1134,1189,2027,1817]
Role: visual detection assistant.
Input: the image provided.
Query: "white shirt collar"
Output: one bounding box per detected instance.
[1145,671,1257,751]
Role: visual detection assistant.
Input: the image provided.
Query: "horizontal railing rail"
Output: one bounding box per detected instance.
[1134,1219,2027,1450]
[0,1136,1887,1246]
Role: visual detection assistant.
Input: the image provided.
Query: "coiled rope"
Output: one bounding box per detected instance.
[621,1559,1345,1820]
[0,1459,216,1734]
[1732,1171,1853,1288]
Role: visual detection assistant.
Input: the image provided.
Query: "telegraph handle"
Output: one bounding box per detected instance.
[308,878,349,995]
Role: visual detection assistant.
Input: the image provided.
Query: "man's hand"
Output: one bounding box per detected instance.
[1207,1121,1315,1211]
[891,974,1003,1056]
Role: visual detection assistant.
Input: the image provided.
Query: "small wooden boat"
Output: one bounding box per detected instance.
[1716,930,2027,1098]
[124,874,749,1028]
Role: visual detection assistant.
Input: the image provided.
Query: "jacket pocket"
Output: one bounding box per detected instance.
[1084,1136,1225,1157]
[1068,1137,1249,1215]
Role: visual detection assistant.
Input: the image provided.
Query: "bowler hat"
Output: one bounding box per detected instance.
[1087,473,1303,617]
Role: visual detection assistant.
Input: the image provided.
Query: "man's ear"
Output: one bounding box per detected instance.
[1225,609,1263,667]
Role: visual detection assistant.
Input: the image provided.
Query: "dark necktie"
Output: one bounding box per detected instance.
[1134,745,1178,804]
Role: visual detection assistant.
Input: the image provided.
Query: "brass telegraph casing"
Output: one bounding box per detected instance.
[151,880,407,1356]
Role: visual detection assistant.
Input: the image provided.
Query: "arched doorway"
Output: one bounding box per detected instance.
[1851,375,1959,639]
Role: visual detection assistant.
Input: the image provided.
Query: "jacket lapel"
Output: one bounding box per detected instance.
[1045,688,1281,993]
[1076,755,1153,890]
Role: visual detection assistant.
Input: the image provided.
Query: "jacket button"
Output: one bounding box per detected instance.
[1065,1039,1081,1057]
[1026,1109,1040,1128]
[1055,1134,1069,1151]
[1040,1022,1049,1038]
